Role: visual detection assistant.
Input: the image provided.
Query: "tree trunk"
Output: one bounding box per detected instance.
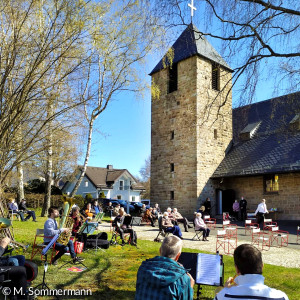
[70,119,94,197]
[16,164,25,204]
[41,102,53,217]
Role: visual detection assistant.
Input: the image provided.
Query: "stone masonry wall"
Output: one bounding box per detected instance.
[195,59,232,212]
[151,55,232,217]
[218,173,300,220]
[151,57,198,215]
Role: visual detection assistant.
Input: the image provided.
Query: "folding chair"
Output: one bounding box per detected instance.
[251,228,261,248]
[270,227,289,248]
[110,225,131,246]
[30,229,55,262]
[203,215,216,229]
[245,220,259,235]
[154,216,169,241]
[259,231,271,251]
[192,223,203,241]
[263,219,277,231]
[297,226,300,244]
[216,229,237,255]
[94,212,104,223]
[130,217,142,226]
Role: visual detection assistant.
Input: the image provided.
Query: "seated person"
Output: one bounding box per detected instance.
[19,198,37,222]
[70,207,87,250]
[85,202,95,219]
[162,212,183,239]
[135,236,194,300]
[113,204,121,216]
[113,208,137,246]
[154,203,161,214]
[8,198,25,221]
[139,204,147,217]
[172,208,192,232]
[151,207,159,221]
[143,207,155,227]
[215,244,288,300]
[92,200,103,215]
[194,213,210,241]
[0,237,27,300]
[106,202,114,217]
[166,207,177,225]
[44,206,84,265]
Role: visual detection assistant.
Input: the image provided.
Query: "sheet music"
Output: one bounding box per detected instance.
[196,253,221,285]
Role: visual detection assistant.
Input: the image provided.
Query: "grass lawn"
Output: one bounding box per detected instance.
[10,209,300,299]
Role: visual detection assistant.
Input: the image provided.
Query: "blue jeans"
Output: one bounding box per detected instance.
[8,255,25,266]
[165,225,182,238]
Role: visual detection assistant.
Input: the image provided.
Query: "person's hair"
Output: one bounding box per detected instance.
[160,236,182,259]
[119,207,125,215]
[71,207,79,214]
[167,207,171,212]
[48,206,59,217]
[163,212,168,217]
[173,208,177,212]
[262,199,265,202]
[8,197,15,202]
[234,244,263,275]
[196,212,202,217]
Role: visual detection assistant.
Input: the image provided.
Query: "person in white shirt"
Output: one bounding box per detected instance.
[255,199,269,229]
[215,244,289,300]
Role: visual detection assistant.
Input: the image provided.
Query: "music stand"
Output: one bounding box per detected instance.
[178,251,224,300]
[81,222,105,252]
[34,235,59,299]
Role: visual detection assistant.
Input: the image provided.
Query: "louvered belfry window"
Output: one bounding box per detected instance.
[168,63,178,93]
[212,63,220,91]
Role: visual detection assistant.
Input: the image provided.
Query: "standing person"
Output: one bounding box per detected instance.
[239,196,247,221]
[135,236,194,300]
[44,206,84,265]
[203,197,211,216]
[106,202,114,217]
[194,213,210,241]
[154,203,161,214]
[70,207,87,250]
[8,198,25,221]
[162,212,183,239]
[232,200,240,221]
[214,244,288,300]
[19,199,37,222]
[255,199,269,229]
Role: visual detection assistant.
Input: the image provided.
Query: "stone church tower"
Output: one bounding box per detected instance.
[150,24,233,216]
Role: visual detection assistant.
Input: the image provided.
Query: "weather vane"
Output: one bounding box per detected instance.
[188,0,197,22]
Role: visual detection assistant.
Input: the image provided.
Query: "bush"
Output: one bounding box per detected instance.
[84,193,93,205]
[73,195,85,209]
[99,191,105,198]
[25,179,62,195]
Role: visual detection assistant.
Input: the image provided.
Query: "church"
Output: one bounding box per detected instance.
[150,24,300,220]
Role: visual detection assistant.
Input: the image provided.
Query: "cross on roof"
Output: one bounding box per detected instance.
[188,0,197,20]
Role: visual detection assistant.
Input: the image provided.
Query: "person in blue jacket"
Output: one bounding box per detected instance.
[135,235,194,300]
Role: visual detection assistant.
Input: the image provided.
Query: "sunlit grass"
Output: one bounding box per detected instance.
[9,208,300,299]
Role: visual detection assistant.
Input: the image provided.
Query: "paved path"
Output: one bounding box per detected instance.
[98,221,300,269]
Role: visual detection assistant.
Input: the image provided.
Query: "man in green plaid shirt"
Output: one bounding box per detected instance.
[135,236,194,300]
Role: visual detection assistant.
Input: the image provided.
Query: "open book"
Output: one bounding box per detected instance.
[178,252,223,286]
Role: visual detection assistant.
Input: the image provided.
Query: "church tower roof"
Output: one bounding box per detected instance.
[150,23,232,75]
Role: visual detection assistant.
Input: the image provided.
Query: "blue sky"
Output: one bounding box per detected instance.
[86,3,297,178]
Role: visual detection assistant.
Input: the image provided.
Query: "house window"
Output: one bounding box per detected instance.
[117,195,122,200]
[119,180,124,190]
[170,163,174,172]
[212,63,220,91]
[132,196,136,202]
[170,191,174,200]
[168,63,178,93]
[85,181,88,187]
[264,174,279,193]
[171,130,174,140]
[214,129,218,139]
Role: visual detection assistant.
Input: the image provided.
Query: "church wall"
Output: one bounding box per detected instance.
[151,56,198,214]
[195,58,233,212]
[219,173,300,220]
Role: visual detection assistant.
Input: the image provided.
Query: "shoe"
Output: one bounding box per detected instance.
[188,225,193,228]
[121,240,126,246]
[76,257,84,261]
[152,225,155,227]
[131,242,137,246]
[33,220,37,222]
[73,257,84,264]
[185,230,188,232]
[180,236,184,240]
[51,259,58,266]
